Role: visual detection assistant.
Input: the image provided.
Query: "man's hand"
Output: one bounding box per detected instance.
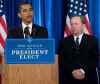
[72,69,85,80]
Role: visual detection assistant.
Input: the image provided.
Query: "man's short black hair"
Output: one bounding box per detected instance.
[18,2,32,13]
[70,15,86,24]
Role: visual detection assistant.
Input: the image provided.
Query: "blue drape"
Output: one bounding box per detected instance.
[89,0,100,39]
[3,0,100,84]
[4,0,64,53]
[4,0,100,57]
[88,0,100,68]
[89,1,100,82]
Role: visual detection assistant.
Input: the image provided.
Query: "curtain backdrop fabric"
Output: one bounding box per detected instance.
[2,0,100,84]
[88,0,100,70]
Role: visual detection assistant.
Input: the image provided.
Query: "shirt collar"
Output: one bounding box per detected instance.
[74,33,83,44]
[74,33,83,39]
[22,22,33,33]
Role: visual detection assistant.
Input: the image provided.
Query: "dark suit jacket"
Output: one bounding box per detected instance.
[59,34,99,84]
[7,24,48,38]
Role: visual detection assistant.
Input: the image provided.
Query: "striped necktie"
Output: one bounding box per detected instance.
[24,26,30,38]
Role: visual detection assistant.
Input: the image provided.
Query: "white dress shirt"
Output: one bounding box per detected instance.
[22,22,33,38]
[74,33,83,44]
[73,33,85,74]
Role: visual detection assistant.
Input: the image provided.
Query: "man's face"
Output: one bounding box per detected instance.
[70,16,84,36]
[18,4,34,24]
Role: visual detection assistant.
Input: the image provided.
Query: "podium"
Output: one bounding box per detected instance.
[2,55,58,84]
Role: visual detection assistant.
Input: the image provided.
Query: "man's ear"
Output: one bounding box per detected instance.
[18,13,21,18]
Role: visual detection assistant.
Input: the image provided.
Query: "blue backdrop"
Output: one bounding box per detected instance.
[88,0,100,70]
[89,0,100,47]
[4,0,100,53]
[4,0,64,53]
[3,0,100,84]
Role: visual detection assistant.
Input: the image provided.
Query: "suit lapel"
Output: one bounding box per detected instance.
[18,24,24,38]
[79,33,88,49]
[70,35,77,49]
[70,34,88,50]
[31,24,37,38]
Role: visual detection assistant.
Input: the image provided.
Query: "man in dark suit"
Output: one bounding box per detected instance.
[59,15,99,84]
[7,2,48,38]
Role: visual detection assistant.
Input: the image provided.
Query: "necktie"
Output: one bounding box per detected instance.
[24,26,30,38]
[76,37,79,49]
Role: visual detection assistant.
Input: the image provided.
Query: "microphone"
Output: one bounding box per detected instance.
[24,27,30,38]
[24,27,29,34]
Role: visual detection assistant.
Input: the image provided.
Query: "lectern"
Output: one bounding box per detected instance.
[2,39,58,84]
[2,55,58,84]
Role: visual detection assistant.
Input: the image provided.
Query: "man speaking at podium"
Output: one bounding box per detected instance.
[7,2,48,38]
